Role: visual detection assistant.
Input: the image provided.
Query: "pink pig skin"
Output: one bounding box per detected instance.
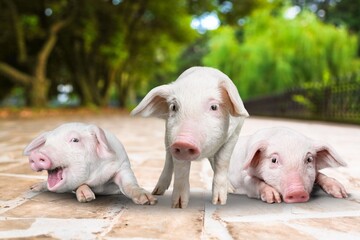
[29,151,52,171]
[131,66,249,208]
[228,127,348,203]
[24,122,157,205]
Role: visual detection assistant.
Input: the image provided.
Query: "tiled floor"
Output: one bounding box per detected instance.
[0,112,359,239]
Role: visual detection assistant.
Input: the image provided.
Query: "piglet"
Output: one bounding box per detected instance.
[228,127,348,203]
[131,66,249,208]
[24,122,157,205]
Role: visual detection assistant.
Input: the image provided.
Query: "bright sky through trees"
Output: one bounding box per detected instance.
[191,12,220,33]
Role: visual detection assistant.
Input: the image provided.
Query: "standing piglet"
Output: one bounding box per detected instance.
[131,66,249,208]
[229,127,348,203]
[24,122,157,205]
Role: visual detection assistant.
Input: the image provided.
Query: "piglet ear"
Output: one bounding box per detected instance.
[243,140,268,170]
[130,84,172,119]
[88,125,114,159]
[23,132,49,156]
[313,141,347,170]
[219,79,249,118]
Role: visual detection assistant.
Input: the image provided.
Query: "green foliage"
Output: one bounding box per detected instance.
[217,0,283,25]
[203,7,358,100]
[203,26,242,85]
[100,31,128,67]
[21,15,42,38]
[326,0,360,32]
[52,0,197,106]
[292,94,315,112]
[1,0,359,109]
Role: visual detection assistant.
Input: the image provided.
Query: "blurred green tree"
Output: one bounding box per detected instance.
[0,0,75,107]
[326,0,360,57]
[203,7,358,100]
[1,0,358,108]
[0,0,196,107]
[177,0,280,76]
[53,0,196,107]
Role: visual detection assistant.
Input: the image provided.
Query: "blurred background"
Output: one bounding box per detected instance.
[0,0,359,123]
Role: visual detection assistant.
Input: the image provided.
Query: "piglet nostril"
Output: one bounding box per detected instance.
[171,141,201,161]
[284,190,309,203]
[188,149,196,155]
[28,151,52,171]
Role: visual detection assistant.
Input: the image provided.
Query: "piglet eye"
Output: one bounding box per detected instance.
[271,157,278,163]
[210,104,219,111]
[169,103,178,112]
[70,138,80,143]
[306,156,313,163]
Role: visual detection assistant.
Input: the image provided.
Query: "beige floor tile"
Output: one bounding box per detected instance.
[105,191,205,239]
[0,176,39,201]
[226,222,315,240]
[1,114,360,239]
[3,193,127,219]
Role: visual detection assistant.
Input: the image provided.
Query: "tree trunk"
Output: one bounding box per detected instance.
[99,68,117,106]
[5,0,27,63]
[77,76,95,107]
[1,1,75,107]
[0,62,32,85]
[29,76,49,107]
[29,21,68,107]
[117,72,130,108]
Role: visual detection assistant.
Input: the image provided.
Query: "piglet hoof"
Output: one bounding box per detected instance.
[76,185,96,203]
[30,182,47,192]
[320,177,348,199]
[132,188,157,205]
[212,188,228,205]
[171,191,189,208]
[152,184,168,196]
[259,183,282,203]
[171,197,188,209]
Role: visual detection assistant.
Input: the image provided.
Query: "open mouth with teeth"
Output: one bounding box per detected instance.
[47,167,64,190]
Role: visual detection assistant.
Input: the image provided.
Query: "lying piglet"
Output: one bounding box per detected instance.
[24,122,157,205]
[131,66,249,208]
[228,127,348,203]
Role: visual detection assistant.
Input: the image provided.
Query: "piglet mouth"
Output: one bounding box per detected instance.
[47,167,64,189]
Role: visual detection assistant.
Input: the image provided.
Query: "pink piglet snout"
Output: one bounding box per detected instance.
[283,188,309,203]
[29,151,52,172]
[170,136,200,161]
[282,171,310,203]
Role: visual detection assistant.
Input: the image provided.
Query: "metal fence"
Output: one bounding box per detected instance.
[244,82,360,124]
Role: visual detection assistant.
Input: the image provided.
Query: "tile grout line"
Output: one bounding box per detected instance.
[202,201,234,240]
[221,210,360,223]
[0,172,46,180]
[0,190,40,215]
[283,222,360,240]
[97,205,128,238]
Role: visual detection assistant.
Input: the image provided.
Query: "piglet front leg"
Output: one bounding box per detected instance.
[259,181,282,203]
[125,185,157,205]
[152,151,174,195]
[211,157,229,205]
[316,173,348,198]
[75,184,96,203]
[171,160,191,208]
[114,168,157,205]
[212,129,242,205]
[243,175,282,203]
